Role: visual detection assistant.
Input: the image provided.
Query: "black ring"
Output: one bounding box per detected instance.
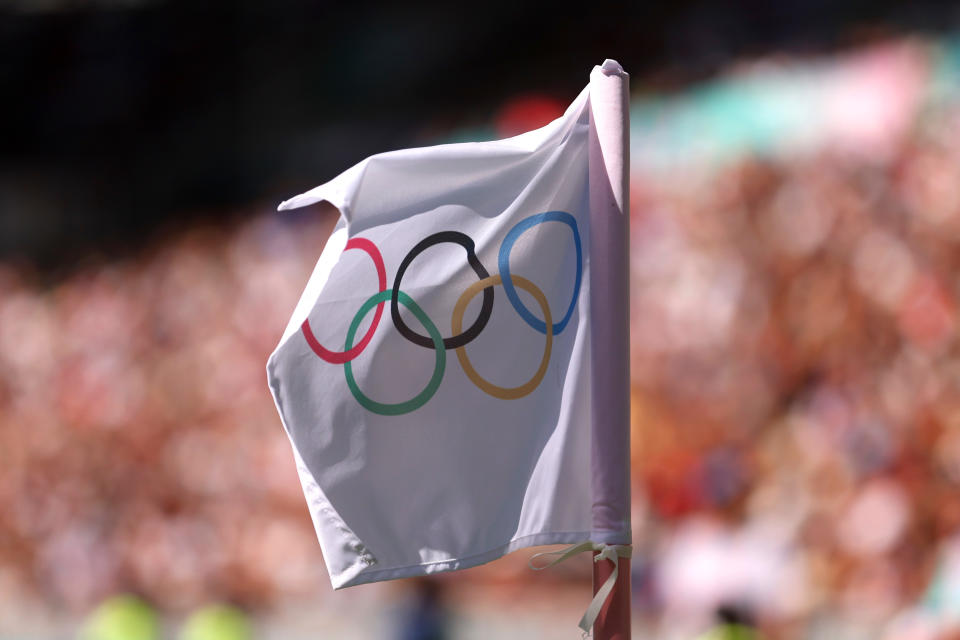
[391,231,494,349]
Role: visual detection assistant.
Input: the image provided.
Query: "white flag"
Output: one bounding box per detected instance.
[268,81,614,589]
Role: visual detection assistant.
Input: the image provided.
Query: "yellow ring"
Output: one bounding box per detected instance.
[451,274,553,400]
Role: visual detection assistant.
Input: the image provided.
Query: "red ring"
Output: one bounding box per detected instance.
[301,237,387,364]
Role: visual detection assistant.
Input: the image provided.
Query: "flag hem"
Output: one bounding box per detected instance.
[336,530,595,589]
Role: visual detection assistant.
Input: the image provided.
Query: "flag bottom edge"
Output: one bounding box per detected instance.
[334,530,595,589]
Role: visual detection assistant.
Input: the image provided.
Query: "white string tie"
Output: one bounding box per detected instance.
[529,542,632,637]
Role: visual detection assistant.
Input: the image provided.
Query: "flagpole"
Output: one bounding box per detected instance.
[588,60,632,640]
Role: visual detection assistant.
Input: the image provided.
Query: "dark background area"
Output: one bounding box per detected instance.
[2,0,959,268]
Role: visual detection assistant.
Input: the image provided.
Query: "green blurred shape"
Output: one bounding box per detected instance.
[929,33,960,102]
[180,604,252,640]
[81,595,160,640]
[695,623,758,640]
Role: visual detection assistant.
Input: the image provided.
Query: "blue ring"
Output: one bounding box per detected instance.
[497,211,582,335]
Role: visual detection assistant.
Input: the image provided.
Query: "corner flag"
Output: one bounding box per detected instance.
[267,62,631,612]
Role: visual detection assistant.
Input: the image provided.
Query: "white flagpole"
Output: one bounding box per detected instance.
[588,59,632,640]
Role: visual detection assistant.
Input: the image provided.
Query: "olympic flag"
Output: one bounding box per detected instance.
[267,61,631,604]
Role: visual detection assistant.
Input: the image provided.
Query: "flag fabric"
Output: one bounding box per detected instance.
[267,81,620,590]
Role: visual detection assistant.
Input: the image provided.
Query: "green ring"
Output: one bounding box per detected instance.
[344,289,445,415]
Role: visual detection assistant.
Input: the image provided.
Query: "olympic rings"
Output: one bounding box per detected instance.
[452,275,553,400]
[498,211,582,335]
[301,237,387,364]
[391,231,494,350]
[344,289,446,416]
[301,211,581,414]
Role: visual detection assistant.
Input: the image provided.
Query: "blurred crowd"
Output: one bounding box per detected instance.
[5,35,960,640]
[629,99,960,638]
[0,212,336,620]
